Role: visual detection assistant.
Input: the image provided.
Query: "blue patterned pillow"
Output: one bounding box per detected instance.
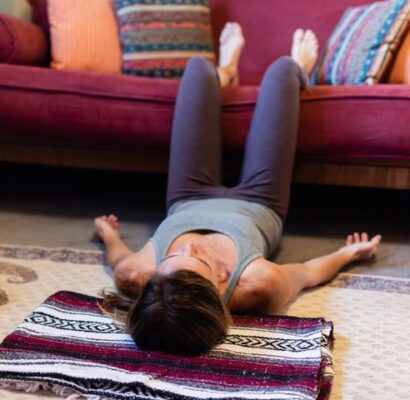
[115,0,215,78]
[311,0,410,85]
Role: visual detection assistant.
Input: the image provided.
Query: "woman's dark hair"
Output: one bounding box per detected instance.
[100,270,231,356]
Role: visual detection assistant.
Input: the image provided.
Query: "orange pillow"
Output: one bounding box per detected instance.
[387,30,410,84]
[48,0,121,74]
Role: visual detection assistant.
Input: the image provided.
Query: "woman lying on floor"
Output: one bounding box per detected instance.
[94,24,382,355]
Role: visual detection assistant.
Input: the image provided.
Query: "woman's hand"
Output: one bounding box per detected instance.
[94,215,121,242]
[340,232,382,262]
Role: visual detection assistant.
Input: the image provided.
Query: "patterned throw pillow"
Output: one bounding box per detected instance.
[387,29,410,83]
[115,0,215,78]
[311,0,410,85]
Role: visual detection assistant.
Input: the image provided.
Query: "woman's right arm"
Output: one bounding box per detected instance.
[94,215,156,297]
[94,215,134,270]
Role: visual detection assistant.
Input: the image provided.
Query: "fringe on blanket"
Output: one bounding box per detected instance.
[0,380,111,400]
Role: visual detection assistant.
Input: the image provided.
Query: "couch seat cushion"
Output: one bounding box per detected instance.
[297,84,410,160]
[0,64,179,148]
[0,64,409,161]
[222,84,410,161]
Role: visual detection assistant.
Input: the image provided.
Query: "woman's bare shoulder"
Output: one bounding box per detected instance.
[133,241,157,264]
[228,258,280,313]
[114,241,156,297]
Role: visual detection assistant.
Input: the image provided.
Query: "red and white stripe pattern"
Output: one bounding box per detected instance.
[0,291,334,400]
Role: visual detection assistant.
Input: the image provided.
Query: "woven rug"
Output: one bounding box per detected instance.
[0,290,333,400]
[0,244,409,399]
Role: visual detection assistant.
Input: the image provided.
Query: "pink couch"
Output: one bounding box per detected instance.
[1,0,409,189]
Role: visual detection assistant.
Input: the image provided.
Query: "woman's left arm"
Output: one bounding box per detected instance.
[250,232,382,314]
[300,232,382,288]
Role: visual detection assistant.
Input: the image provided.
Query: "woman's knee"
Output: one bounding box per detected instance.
[184,56,215,77]
[266,56,298,77]
[263,56,305,87]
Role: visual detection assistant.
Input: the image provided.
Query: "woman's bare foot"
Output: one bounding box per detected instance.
[291,29,319,77]
[94,215,120,242]
[217,22,245,87]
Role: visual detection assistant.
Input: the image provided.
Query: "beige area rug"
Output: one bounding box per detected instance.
[0,244,409,400]
[0,245,112,400]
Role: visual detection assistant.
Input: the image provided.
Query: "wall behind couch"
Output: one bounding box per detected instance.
[0,0,30,20]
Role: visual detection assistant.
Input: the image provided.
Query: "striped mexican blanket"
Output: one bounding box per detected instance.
[0,291,334,400]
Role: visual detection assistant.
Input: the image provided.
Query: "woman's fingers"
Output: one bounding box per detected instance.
[371,234,382,245]
[367,235,381,257]
[95,214,120,229]
[348,232,381,244]
[107,214,120,229]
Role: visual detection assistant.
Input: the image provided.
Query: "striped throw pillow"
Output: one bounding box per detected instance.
[387,29,410,83]
[115,0,215,78]
[311,0,410,85]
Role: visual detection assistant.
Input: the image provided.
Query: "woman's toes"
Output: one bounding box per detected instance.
[291,29,304,60]
[304,32,313,48]
[309,36,318,50]
[220,22,234,43]
[293,29,304,44]
[303,29,312,42]
[304,29,314,39]
[232,22,242,34]
[306,31,318,49]
[218,22,245,71]
[219,25,229,43]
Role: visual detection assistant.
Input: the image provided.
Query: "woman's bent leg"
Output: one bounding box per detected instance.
[231,56,307,221]
[166,57,224,210]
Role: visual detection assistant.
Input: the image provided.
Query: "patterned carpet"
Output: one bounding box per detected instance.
[0,245,409,399]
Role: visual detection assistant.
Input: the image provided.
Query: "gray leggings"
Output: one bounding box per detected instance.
[166,56,307,222]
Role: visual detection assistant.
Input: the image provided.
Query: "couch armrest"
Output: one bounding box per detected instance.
[0,13,48,66]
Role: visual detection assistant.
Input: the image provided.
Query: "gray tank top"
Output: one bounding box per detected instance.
[149,198,283,304]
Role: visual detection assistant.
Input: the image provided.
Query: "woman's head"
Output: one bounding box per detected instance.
[127,270,231,355]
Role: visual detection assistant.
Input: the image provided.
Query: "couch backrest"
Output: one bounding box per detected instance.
[209,0,378,84]
[28,0,49,35]
[29,0,378,84]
